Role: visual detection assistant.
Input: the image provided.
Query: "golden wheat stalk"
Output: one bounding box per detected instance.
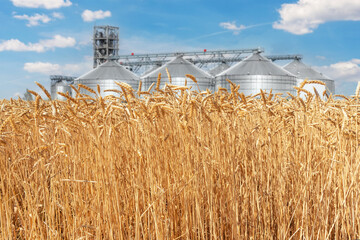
[137,80,142,94]
[156,73,161,90]
[66,105,90,123]
[299,78,308,88]
[305,80,326,86]
[9,116,18,133]
[78,94,96,101]
[313,87,321,99]
[185,74,197,83]
[147,82,156,93]
[287,92,296,100]
[115,82,134,92]
[293,86,313,97]
[35,81,51,100]
[239,93,247,104]
[103,102,113,118]
[334,94,350,101]
[27,90,41,98]
[103,95,116,101]
[173,86,192,91]
[0,115,12,133]
[260,89,267,105]
[356,81,360,97]
[267,89,273,101]
[138,91,151,96]
[166,68,172,83]
[104,89,123,94]
[57,92,78,104]
[323,90,330,101]
[226,79,236,92]
[77,97,95,101]
[35,95,41,112]
[78,84,97,95]
[70,85,81,97]
[186,74,201,92]
[299,97,306,111]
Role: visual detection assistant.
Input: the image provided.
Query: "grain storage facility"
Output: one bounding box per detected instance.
[141,55,214,92]
[208,63,230,76]
[141,64,162,77]
[50,75,75,100]
[75,61,140,96]
[283,59,335,94]
[216,51,297,96]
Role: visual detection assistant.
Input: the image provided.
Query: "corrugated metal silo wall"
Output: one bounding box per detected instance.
[51,81,73,100]
[215,74,297,96]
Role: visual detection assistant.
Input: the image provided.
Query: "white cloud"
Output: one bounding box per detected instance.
[0,35,76,52]
[52,12,64,19]
[219,21,271,35]
[352,59,360,65]
[315,59,360,83]
[24,62,60,75]
[81,10,111,22]
[10,0,72,9]
[24,58,92,76]
[13,13,51,26]
[39,35,76,49]
[0,39,43,52]
[316,55,326,60]
[273,0,360,35]
[219,21,246,35]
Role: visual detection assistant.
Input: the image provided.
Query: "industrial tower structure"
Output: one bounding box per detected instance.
[93,25,119,68]
[91,25,302,75]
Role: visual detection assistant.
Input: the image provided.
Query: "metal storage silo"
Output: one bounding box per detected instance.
[141,64,162,77]
[74,61,140,97]
[283,59,335,95]
[50,75,75,100]
[141,55,214,92]
[209,63,230,76]
[215,51,297,96]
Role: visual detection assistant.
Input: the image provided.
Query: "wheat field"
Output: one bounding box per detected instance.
[0,79,359,239]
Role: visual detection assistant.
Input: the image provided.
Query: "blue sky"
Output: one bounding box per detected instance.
[0,0,359,98]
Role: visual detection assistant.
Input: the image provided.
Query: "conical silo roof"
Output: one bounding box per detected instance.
[142,55,212,79]
[283,59,331,81]
[216,52,297,95]
[142,55,214,91]
[76,61,140,82]
[219,52,294,77]
[209,63,230,76]
[141,65,162,77]
[283,59,335,94]
[75,61,140,96]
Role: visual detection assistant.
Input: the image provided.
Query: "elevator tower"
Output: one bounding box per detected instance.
[93,25,119,68]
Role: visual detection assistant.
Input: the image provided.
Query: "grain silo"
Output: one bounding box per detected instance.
[141,55,214,92]
[75,61,140,96]
[141,64,162,77]
[283,59,335,94]
[50,75,75,100]
[216,51,297,96]
[209,63,230,76]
